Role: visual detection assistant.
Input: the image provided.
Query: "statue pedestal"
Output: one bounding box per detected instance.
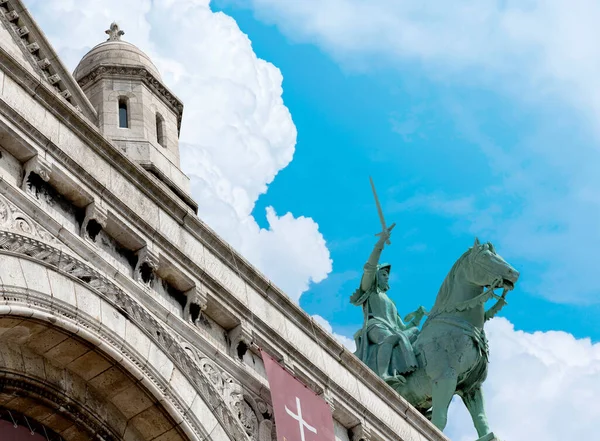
[475,433,500,441]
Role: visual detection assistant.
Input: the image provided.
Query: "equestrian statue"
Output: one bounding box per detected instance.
[351,179,520,441]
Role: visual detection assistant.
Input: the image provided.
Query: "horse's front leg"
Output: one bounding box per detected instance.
[461,386,491,438]
[430,367,457,430]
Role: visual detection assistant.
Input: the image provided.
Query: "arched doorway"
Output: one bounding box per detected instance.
[0,229,248,441]
[0,314,185,440]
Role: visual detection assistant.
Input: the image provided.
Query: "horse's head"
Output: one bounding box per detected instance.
[467,238,519,290]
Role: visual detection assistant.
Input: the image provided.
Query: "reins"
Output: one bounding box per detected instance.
[425,277,511,325]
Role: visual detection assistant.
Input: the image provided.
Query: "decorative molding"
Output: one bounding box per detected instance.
[22,154,51,182]
[0,0,85,112]
[16,25,28,37]
[243,393,274,441]
[184,351,274,441]
[228,320,253,361]
[5,10,18,21]
[80,200,107,242]
[0,235,252,441]
[0,192,58,245]
[37,57,50,69]
[183,284,208,326]
[21,155,52,197]
[47,73,60,84]
[76,65,184,133]
[134,245,159,286]
[26,41,39,52]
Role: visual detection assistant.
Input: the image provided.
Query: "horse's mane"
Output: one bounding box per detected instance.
[429,249,472,316]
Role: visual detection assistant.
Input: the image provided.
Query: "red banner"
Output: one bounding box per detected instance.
[262,350,335,441]
[0,420,48,441]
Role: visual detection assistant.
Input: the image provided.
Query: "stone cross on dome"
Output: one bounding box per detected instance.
[105,22,124,41]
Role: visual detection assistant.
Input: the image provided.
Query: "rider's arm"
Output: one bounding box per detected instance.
[360,234,387,292]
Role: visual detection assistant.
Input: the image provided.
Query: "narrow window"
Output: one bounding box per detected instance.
[118,97,128,128]
[156,113,166,147]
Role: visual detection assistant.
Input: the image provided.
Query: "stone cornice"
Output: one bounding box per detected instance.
[77,64,184,134]
[2,0,97,122]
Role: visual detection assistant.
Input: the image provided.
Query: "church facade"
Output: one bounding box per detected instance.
[0,1,447,440]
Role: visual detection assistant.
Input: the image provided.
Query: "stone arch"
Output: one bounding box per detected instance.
[0,245,250,441]
[108,90,138,127]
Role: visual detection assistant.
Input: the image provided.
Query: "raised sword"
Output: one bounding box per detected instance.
[369,176,395,245]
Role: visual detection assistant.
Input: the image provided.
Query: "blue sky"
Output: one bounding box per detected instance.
[212,0,600,343]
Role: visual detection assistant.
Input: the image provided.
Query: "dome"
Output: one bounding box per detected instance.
[73,24,161,81]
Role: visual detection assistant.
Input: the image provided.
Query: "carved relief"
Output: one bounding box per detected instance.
[0,193,58,244]
[6,10,18,21]
[80,201,107,242]
[21,155,52,197]
[183,285,208,326]
[16,26,29,37]
[234,398,258,439]
[37,58,51,69]
[134,245,159,286]
[26,42,39,53]
[228,320,253,361]
[245,394,274,441]
[191,354,273,441]
[47,74,60,85]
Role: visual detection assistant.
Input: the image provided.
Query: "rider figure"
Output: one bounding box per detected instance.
[350,227,426,385]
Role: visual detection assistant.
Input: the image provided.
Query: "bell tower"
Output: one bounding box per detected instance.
[73,23,192,204]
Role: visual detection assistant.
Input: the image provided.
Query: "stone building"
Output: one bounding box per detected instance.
[0,1,447,440]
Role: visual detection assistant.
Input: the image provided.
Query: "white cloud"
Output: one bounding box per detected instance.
[242,0,600,304]
[24,0,332,300]
[245,0,600,108]
[447,318,600,441]
[312,314,356,352]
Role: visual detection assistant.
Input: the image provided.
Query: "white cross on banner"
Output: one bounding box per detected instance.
[262,350,335,441]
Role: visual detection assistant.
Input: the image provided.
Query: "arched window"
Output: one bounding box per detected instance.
[118,97,129,128]
[156,113,166,147]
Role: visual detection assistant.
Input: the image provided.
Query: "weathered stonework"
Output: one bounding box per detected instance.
[76,65,184,134]
[0,2,451,441]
